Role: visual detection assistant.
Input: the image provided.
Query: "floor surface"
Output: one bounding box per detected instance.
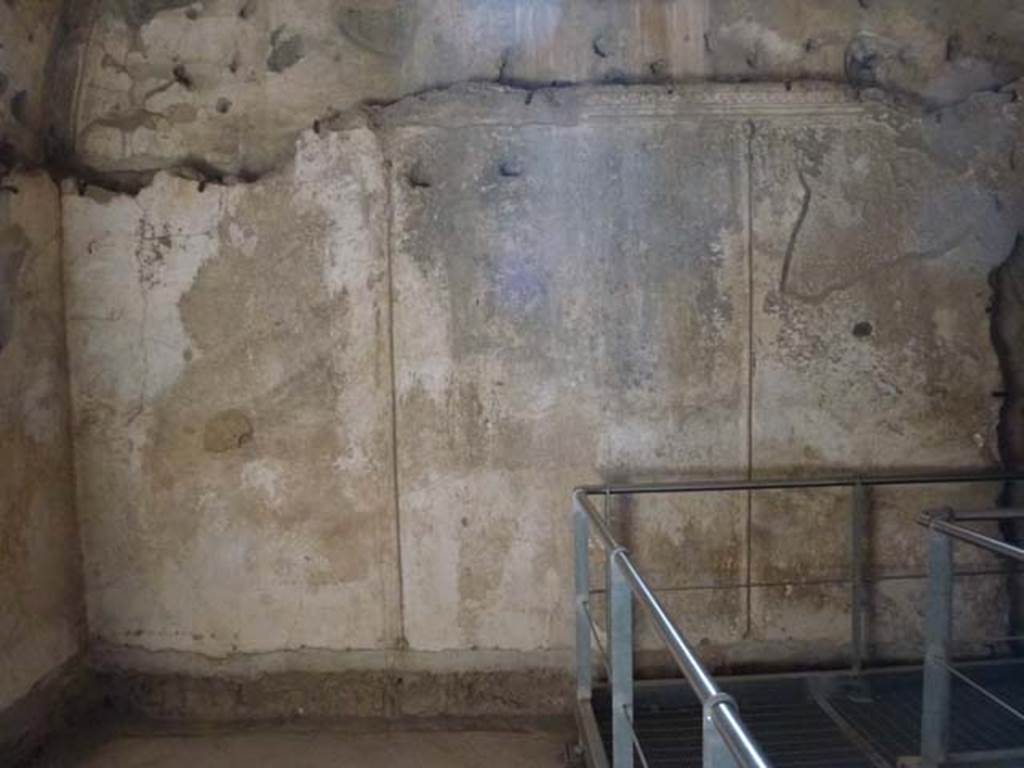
[59,727,573,767]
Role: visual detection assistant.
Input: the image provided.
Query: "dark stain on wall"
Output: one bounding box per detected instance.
[203,409,253,452]
[0,224,27,355]
[116,0,194,29]
[990,233,1024,637]
[267,25,304,73]
[9,90,28,125]
[334,6,410,58]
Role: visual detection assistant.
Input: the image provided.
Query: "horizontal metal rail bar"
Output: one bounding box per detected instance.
[577,470,1024,497]
[944,662,1024,724]
[575,491,772,768]
[949,508,1024,521]
[586,565,1019,594]
[918,511,1024,562]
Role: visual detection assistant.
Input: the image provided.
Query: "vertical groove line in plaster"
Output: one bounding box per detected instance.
[744,120,756,638]
[67,0,101,157]
[383,157,407,650]
[54,182,90,643]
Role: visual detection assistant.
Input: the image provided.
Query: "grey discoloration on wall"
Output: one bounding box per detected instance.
[380,82,1019,664]
[382,85,749,651]
[116,0,195,30]
[0,224,28,354]
[747,86,1021,661]
[267,26,305,73]
[0,0,64,165]
[708,1,1024,103]
[0,173,84,713]
[993,235,1024,475]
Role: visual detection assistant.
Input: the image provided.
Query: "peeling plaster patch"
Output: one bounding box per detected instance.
[203,408,253,452]
[335,7,410,58]
[713,20,805,71]
[292,128,386,300]
[120,0,195,29]
[267,26,304,73]
[62,173,221,406]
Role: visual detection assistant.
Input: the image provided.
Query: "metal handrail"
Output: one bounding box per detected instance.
[917,509,1024,562]
[916,505,1024,766]
[575,490,772,768]
[574,470,1024,767]
[577,469,1024,496]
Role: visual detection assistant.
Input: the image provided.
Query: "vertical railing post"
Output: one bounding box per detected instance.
[604,492,614,655]
[573,493,592,703]
[850,481,869,673]
[703,696,741,767]
[610,549,634,768]
[921,509,954,767]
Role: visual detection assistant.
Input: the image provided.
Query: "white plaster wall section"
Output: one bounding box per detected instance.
[64,127,398,657]
[398,468,577,652]
[290,125,402,647]
[63,174,223,405]
[62,175,225,645]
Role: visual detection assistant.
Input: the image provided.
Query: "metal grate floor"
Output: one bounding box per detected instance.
[588,661,1024,767]
[829,666,1024,765]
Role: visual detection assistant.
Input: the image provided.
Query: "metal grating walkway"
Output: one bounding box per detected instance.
[588,661,1024,767]
[830,666,1024,765]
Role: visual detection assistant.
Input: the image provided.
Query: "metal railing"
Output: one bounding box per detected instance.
[573,470,1024,768]
[917,507,1024,767]
[574,489,771,768]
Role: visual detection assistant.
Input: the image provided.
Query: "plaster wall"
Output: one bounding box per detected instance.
[0,0,1021,708]
[62,79,1024,679]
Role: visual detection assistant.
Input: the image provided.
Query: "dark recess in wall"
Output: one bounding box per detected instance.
[990,233,1024,643]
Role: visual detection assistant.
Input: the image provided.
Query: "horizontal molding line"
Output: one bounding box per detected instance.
[586,568,1018,594]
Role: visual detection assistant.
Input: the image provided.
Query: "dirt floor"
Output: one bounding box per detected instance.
[30,720,577,767]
